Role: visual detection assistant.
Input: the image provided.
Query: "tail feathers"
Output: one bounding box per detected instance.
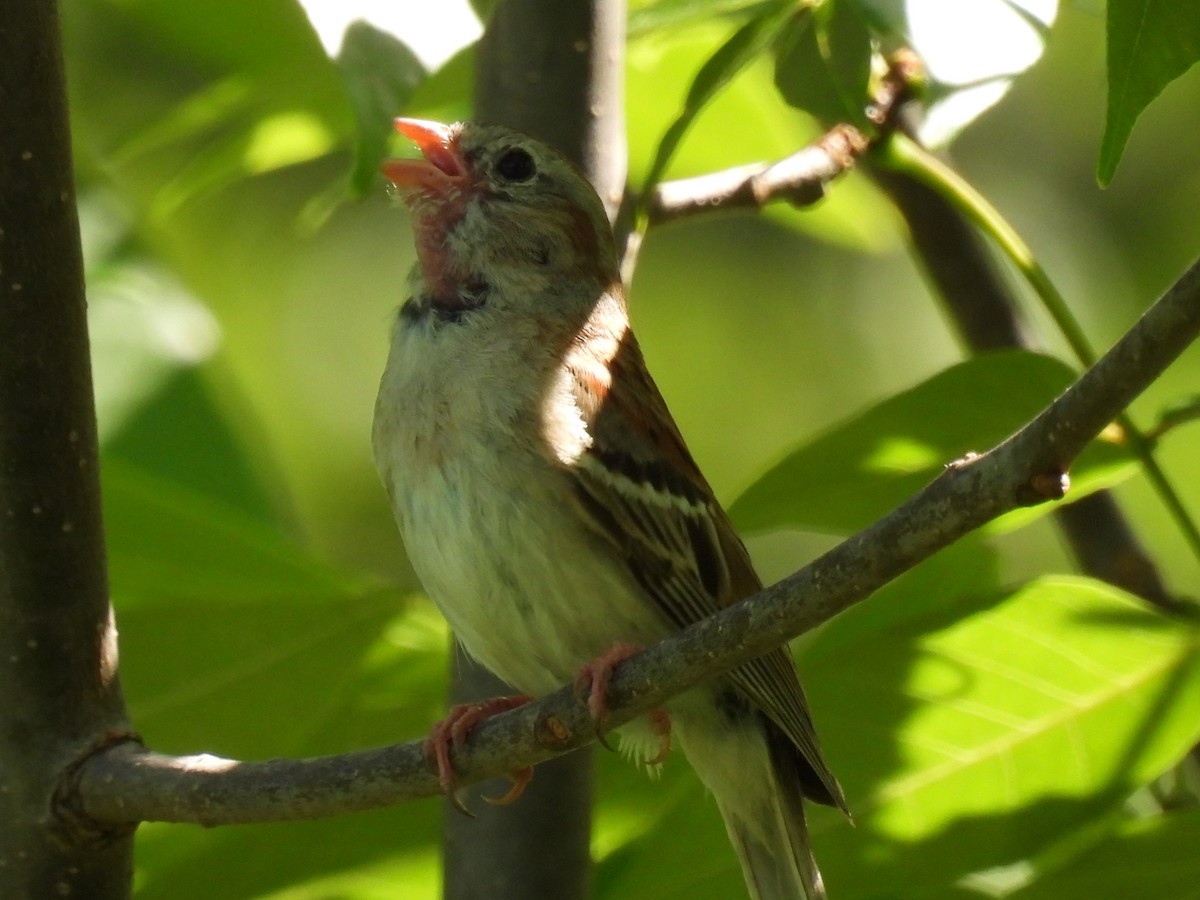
[718,729,827,900]
[673,695,837,899]
[719,791,825,900]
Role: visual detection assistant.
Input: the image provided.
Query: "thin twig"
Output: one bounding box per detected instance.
[647,125,867,223]
[640,51,919,228]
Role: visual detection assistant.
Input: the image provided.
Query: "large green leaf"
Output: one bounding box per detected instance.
[629,0,777,35]
[598,572,1200,898]
[64,0,352,218]
[810,575,1200,895]
[337,22,427,196]
[773,1,873,130]
[103,458,363,604]
[103,435,450,899]
[1100,0,1200,185]
[640,0,796,192]
[729,351,1135,536]
[106,458,448,898]
[1008,808,1200,898]
[590,539,1001,899]
[123,589,446,900]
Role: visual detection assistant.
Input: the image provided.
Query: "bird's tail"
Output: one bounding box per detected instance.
[717,731,826,900]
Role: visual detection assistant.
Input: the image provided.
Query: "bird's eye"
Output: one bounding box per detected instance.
[495,147,536,183]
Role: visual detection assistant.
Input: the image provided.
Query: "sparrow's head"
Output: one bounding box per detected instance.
[382,119,619,308]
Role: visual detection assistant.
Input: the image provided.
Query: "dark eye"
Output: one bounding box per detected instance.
[495,147,536,183]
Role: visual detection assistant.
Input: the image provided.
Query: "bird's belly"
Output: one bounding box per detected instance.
[397,461,666,696]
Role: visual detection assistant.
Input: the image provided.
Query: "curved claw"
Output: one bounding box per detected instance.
[424,717,475,816]
[424,694,534,816]
[483,766,534,806]
[574,642,673,764]
[645,708,672,766]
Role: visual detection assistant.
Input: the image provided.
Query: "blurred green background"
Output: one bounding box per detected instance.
[58,0,1200,896]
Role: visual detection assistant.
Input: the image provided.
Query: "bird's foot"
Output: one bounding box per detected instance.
[425,694,534,815]
[574,642,672,764]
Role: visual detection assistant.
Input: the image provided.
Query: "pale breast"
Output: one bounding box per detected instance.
[373,313,667,695]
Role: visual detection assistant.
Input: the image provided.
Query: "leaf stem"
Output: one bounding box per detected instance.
[880,133,1096,364]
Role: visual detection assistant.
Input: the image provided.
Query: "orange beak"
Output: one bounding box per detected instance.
[381,118,465,191]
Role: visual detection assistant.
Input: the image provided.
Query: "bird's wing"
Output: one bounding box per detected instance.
[563,317,844,809]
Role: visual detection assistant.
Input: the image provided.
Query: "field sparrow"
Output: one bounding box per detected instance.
[374,118,847,900]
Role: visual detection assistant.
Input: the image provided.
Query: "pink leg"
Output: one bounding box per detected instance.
[425,694,533,814]
[574,642,672,764]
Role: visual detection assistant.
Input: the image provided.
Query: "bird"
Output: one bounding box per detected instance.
[373,117,847,900]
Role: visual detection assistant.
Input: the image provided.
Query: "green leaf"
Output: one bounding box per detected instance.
[468,0,502,23]
[337,21,427,197]
[1100,0,1200,185]
[810,575,1200,895]
[103,458,364,605]
[805,537,1002,665]
[728,351,1135,535]
[119,589,448,899]
[107,453,448,898]
[134,811,439,900]
[405,44,476,124]
[629,0,778,36]
[64,0,352,216]
[1008,808,1200,898]
[104,369,280,525]
[641,0,795,191]
[773,1,873,129]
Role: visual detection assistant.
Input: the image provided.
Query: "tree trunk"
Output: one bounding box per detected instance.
[0,0,134,896]
[442,1,627,897]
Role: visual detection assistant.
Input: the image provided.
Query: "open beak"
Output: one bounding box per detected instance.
[381,118,465,191]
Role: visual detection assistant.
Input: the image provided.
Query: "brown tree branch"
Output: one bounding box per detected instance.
[640,50,915,226]
[70,253,1200,828]
[647,125,867,223]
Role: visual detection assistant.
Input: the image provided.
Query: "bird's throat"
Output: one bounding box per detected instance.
[408,207,487,317]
